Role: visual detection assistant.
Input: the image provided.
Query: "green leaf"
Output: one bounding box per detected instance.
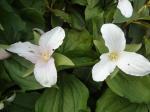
[93,39,108,54]
[70,9,85,30]
[71,57,98,67]
[53,53,74,68]
[125,43,142,52]
[106,71,150,103]
[96,89,150,112]
[71,0,87,6]
[18,0,45,13]
[32,31,41,45]
[87,0,99,8]
[0,11,25,32]
[6,92,40,112]
[51,9,71,23]
[20,8,45,29]
[145,37,150,58]
[0,62,13,96]
[35,75,89,112]
[128,24,147,43]
[62,29,93,56]
[4,56,43,91]
[85,5,104,38]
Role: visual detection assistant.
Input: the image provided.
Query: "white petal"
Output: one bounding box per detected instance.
[0,48,10,60]
[7,42,39,63]
[6,93,16,102]
[39,26,65,50]
[34,58,57,87]
[117,0,133,18]
[101,24,126,52]
[117,51,150,76]
[92,53,116,81]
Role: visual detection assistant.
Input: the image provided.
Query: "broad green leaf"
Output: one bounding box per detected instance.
[133,0,147,11]
[0,62,13,96]
[129,24,147,43]
[53,53,74,68]
[62,29,93,56]
[6,92,40,112]
[0,44,9,49]
[71,57,98,67]
[87,0,99,8]
[85,5,104,38]
[18,0,45,13]
[93,39,108,54]
[106,71,150,103]
[0,11,25,32]
[51,9,71,23]
[20,8,45,29]
[51,14,63,27]
[125,43,142,52]
[71,0,87,6]
[4,56,43,91]
[70,9,85,30]
[96,89,150,112]
[85,6,103,21]
[35,75,89,112]
[32,31,41,45]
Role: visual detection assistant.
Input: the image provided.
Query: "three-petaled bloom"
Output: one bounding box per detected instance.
[117,0,133,18]
[7,27,65,87]
[92,23,150,81]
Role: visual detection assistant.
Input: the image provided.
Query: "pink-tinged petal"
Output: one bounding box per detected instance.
[7,42,39,63]
[101,24,126,52]
[34,58,57,87]
[117,0,133,18]
[117,51,150,76]
[0,48,10,60]
[92,53,116,81]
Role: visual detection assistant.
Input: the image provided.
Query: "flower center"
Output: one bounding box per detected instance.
[41,52,51,61]
[109,52,119,61]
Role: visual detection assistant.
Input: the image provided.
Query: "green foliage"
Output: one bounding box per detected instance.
[35,75,89,112]
[6,92,40,112]
[107,72,150,103]
[4,56,43,91]
[96,89,150,112]
[0,0,150,111]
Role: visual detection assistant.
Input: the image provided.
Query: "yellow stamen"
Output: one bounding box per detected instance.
[41,52,50,61]
[109,52,119,61]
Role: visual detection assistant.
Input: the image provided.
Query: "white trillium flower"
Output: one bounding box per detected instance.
[7,27,65,87]
[0,48,10,60]
[92,23,150,81]
[117,0,133,18]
